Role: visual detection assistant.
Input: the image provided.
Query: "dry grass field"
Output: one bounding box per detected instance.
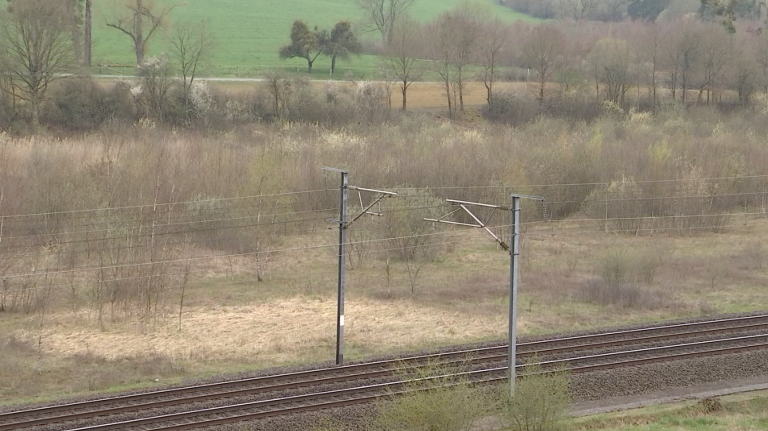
[209,80,531,110]
[3,213,767,404]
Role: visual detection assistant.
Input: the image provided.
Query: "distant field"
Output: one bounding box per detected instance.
[90,0,537,78]
[208,80,531,109]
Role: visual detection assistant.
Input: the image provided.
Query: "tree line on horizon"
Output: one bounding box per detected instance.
[347,0,768,115]
[503,0,767,23]
[1,0,768,126]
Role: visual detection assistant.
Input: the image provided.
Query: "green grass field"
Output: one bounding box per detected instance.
[91,0,536,78]
[572,391,768,431]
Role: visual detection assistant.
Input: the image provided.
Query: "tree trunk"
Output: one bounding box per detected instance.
[135,0,144,65]
[402,82,407,111]
[331,55,337,74]
[70,1,82,64]
[488,62,494,106]
[273,87,279,114]
[595,77,600,101]
[307,58,313,73]
[444,80,452,118]
[671,76,676,101]
[486,70,493,106]
[31,98,39,127]
[135,41,145,65]
[85,0,92,66]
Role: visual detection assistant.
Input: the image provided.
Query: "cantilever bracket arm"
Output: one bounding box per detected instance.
[344,186,397,228]
[425,200,510,251]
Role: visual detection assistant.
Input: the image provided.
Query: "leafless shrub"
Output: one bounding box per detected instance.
[346,206,377,270]
[372,358,494,431]
[635,251,664,283]
[355,81,390,124]
[593,248,664,286]
[481,91,540,126]
[502,362,571,431]
[577,278,668,309]
[134,54,177,122]
[583,176,645,234]
[262,70,293,120]
[737,241,764,270]
[43,78,119,131]
[378,188,449,294]
[665,165,729,234]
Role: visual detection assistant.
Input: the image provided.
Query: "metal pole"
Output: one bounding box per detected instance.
[336,171,348,365]
[509,195,521,395]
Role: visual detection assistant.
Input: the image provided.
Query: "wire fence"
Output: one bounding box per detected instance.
[2,177,767,318]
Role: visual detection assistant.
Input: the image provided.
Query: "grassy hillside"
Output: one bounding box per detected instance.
[91,0,537,78]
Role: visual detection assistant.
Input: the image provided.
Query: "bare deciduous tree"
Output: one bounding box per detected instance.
[106,0,178,66]
[521,23,565,103]
[447,6,484,113]
[730,41,759,106]
[170,18,217,113]
[425,6,483,117]
[85,0,92,66]
[664,18,700,103]
[263,70,291,117]
[426,14,458,117]
[696,23,731,104]
[753,30,768,94]
[136,54,175,121]
[380,188,447,294]
[559,0,598,20]
[356,0,415,44]
[64,0,84,65]
[588,37,634,104]
[383,15,424,111]
[0,0,76,126]
[479,18,509,106]
[635,22,665,107]
[594,0,630,21]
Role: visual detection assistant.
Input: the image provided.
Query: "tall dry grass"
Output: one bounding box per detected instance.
[2,106,768,318]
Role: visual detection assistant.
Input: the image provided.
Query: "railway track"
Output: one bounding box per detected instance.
[3,314,768,431]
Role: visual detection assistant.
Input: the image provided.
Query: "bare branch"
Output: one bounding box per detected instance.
[105,0,179,65]
[356,0,415,43]
[0,0,77,125]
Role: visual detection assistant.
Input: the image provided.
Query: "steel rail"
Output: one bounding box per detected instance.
[147,340,768,431]
[3,314,768,430]
[64,338,768,431]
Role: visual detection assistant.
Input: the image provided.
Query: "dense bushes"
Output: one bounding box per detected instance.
[482,92,540,126]
[44,78,135,130]
[9,70,768,133]
[32,75,392,133]
[482,90,605,126]
[3,108,768,235]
